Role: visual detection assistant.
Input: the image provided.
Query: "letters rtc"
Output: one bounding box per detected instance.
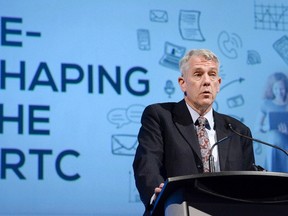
[0,60,150,96]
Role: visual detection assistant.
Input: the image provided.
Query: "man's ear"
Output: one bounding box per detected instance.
[217,77,222,92]
[178,76,186,93]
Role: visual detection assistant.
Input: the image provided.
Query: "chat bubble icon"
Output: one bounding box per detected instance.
[126,104,145,124]
[107,104,145,128]
[107,108,131,128]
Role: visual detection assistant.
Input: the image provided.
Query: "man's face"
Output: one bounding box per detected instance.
[178,55,221,114]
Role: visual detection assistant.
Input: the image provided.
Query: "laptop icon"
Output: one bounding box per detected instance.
[159,42,186,71]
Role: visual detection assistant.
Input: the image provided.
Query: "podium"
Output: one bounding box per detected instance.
[151,171,288,216]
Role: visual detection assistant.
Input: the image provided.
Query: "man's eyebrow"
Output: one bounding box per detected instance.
[193,67,218,71]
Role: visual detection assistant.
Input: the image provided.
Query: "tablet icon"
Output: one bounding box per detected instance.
[273,35,288,65]
[269,112,288,130]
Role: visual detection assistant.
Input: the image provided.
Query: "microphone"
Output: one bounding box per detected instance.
[208,136,230,172]
[228,123,288,156]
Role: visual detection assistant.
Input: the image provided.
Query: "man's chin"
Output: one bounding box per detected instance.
[201,98,213,105]
[200,101,213,110]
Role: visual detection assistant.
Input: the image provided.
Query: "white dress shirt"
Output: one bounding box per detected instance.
[186,103,220,172]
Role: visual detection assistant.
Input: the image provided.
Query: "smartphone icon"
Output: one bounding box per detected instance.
[137,29,150,50]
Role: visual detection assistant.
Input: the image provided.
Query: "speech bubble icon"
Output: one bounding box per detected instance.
[126,104,145,124]
[107,108,130,128]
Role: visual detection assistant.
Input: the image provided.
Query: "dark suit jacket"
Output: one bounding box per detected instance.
[133,99,255,212]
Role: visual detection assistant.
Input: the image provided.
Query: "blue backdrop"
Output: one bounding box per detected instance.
[1,0,288,215]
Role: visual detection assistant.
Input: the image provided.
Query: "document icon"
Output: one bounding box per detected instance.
[150,10,168,23]
[111,134,138,156]
[179,10,205,41]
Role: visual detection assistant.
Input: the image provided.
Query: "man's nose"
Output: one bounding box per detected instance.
[202,73,211,83]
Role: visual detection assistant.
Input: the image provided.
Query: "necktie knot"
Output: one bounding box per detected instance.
[196,116,210,130]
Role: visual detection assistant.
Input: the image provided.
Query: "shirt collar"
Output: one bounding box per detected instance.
[185,103,214,130]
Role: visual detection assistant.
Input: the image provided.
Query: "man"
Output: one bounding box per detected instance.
[133,49,255,215]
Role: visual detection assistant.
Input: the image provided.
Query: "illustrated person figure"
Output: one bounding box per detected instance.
[257,72,288,172]
[133,49,255,215]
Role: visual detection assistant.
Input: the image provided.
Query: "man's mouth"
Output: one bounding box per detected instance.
[202,91,210,94]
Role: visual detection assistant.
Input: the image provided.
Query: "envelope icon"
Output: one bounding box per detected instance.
[150,10,168,23]
[112,134,138,156]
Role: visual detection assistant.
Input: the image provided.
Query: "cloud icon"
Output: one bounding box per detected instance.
[107,104,145,128]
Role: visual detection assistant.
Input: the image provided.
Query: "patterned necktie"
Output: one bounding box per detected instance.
[196,116,211,172]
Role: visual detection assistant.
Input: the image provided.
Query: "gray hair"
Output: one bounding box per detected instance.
[179,49,220,74]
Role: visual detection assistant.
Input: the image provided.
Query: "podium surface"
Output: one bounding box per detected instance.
[151,171,288,216]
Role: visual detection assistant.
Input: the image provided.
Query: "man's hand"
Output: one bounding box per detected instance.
[153,183,164,202]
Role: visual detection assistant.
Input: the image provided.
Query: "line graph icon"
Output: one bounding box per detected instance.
[254,2,288,31]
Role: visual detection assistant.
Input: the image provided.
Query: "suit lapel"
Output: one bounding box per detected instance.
[172,100,202,160]
[172,101,233,168]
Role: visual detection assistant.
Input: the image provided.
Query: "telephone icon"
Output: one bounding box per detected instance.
[218,31,242,59]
